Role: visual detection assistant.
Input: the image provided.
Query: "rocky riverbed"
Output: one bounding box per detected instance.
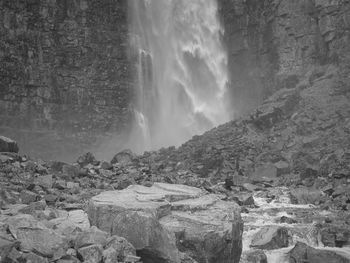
[0,65,350,262]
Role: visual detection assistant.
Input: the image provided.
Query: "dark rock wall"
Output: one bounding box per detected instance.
[218,0,350,116]
[0,0,133,161]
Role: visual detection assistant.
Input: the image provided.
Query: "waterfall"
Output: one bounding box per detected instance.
[129,0,231,152]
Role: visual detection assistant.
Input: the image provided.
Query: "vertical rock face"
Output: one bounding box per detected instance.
[217,0,350,116]
[0,0,132,160]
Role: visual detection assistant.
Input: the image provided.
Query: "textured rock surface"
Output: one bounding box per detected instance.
[88,183,243,263]
[218,0,350,115]
[0,0,133,160]
[288,242,350,263]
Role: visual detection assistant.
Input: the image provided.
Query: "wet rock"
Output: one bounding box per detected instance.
[0,136,19,153]
[245,249,267,263]
[290,187,325,205]
[288,242,349,263]
[250,226,288,250]
[111,149,135,165]
[279,216,297,224]
[78,244,103,263]
[88,183,243,263]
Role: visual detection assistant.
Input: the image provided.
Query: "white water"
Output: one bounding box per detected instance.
[129,0,231,152]
[242,187,350,262]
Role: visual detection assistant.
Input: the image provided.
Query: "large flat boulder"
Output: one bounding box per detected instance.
[88,183,243,263]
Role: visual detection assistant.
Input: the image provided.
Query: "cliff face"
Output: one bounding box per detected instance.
[0,0,132,160]
[218,0,350,116]
[1,0,350,160]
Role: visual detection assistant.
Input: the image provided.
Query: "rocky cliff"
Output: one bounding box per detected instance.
[218,0,350,116]
[0,0,133,161]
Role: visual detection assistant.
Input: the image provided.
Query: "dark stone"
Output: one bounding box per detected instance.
[0,136,19,153]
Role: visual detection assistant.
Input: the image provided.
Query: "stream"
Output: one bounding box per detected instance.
[241,187,350,262]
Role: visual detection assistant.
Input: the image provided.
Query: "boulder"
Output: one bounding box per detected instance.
[250,226,288,250]
[290,187,325,205]
[4,214,67,257]
[111,149,135,165]
[0,136,19,153]
[77,152,98,167]
[75,226,109,249]
[288,242,349,263]
[88,183,243,263]
[103,236,138,263]
[244,250,267,263]
[78,244,103,263]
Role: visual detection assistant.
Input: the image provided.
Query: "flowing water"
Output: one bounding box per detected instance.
[242,187,350,262]
[129,0,231,153]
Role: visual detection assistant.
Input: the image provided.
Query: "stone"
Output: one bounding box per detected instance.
[62,164,80,178]
[22,251,49,263]
[34,174,53,189]
[77,152,98,167]
[111,149,135,165]
[0,236,18,260]
[250,226,288,250]
[103,236,137,263]
[0,136,19,153]
[288,242,349,263]
[75,226,109,249]
[245,250,267,263]
[251,163,278,183]
[100,161,113,170]
[20,190,39,204]
[4,214,66,257]
[274,161,290,176]
[88,183,243,263]
[78,244,103,263]
[290,187,325,205]
[280,216,298,224]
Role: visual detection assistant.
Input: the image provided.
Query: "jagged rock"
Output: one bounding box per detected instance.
[0,236,18,260]
[0,136,19,153]
[78,244,103,263]
[250,226,288,250]
[88,183,243,263]
[288,242,349,263]
[4,214,67,257]
[103,236,138,263]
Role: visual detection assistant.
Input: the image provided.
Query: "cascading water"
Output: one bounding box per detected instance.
[129,0,231,153]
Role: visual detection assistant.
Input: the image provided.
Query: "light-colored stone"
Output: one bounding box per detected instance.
[88,183,243,263]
